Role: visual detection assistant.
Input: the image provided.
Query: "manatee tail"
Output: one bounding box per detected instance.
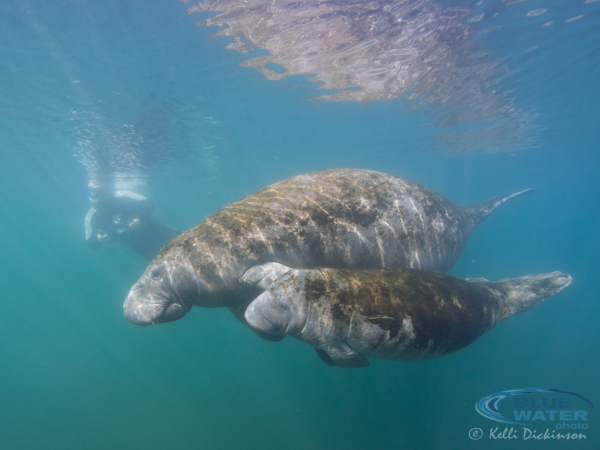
[464,188,535,232]
[468,272,572,321]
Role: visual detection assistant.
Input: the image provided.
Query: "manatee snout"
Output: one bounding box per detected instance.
[123,260,198,325]
[123,290,187,325]
[245,278,309,336]
[245,292,292,335]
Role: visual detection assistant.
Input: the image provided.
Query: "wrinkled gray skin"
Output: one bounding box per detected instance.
[124,169,534,327]
[244,264,572,368]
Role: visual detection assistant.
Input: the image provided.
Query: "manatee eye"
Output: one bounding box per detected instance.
[151,269,163,280]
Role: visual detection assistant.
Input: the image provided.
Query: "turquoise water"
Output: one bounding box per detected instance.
[1,0,598,449]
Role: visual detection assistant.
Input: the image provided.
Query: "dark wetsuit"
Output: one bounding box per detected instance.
[85,190,178,260]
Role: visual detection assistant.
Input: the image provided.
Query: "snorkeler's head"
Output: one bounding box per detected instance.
[86,180,110,203]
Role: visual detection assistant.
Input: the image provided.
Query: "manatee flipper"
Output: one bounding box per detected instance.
[240,262,292,290]
[315,349,337,366]
[464,188,535,231]
[467,271,572,320]
[321,342,369,368]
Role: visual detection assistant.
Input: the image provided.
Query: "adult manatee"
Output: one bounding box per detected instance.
[243,264,572,368]
[123,169,533,326]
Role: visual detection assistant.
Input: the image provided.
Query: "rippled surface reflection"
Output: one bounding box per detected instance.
[183,0,538,153]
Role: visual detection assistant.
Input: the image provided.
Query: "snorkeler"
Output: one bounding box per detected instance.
[84,179,178,260]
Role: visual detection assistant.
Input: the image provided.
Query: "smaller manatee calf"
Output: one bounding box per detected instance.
[242,264,572,368]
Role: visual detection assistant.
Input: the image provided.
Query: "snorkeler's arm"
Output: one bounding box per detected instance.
[113,190,155,218]
[85,208,102,249]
